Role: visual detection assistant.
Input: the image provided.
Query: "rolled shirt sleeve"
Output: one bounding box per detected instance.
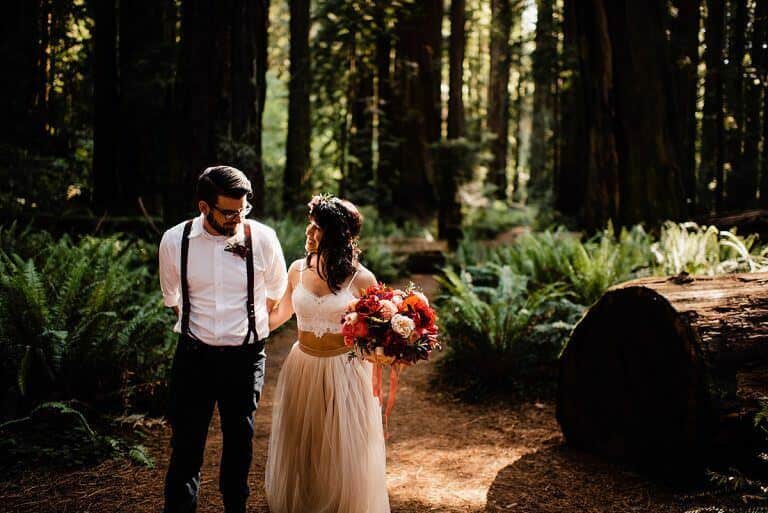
[159,229,181,307]
[264,229,288,300]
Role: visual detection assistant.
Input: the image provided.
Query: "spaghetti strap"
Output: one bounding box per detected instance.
[299,261,305,284]
[346,268,360,292]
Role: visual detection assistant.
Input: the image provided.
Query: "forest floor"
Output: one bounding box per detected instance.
[0,274,743,513]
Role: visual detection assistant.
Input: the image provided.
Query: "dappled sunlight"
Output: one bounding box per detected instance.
[387,445,528,510]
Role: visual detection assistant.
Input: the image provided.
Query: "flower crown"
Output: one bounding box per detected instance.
[307,193,340,212]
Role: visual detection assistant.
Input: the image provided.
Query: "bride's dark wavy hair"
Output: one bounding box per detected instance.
[305,195,362,293]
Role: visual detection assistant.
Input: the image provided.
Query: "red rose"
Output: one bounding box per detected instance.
[352,321,369,338]
[355,295,381,316]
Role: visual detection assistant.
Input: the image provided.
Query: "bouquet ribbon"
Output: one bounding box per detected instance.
[372,362,403,439]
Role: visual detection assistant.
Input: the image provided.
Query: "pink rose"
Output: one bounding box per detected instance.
[392,295,404,306]
[378,300,398,320]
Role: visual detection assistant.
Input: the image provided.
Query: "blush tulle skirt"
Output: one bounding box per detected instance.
[265,342,391,513]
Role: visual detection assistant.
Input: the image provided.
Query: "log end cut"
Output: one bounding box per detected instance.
[557,273,768,477]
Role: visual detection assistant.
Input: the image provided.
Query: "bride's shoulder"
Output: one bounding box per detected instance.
[288,258,307,273]
[352,263,377,289]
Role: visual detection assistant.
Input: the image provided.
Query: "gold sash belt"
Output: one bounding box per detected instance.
[298,330,351,358]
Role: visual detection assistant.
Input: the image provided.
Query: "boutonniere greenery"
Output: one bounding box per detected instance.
[224,240,249,259]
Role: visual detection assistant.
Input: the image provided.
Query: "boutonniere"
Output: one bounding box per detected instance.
[224,241,249,260]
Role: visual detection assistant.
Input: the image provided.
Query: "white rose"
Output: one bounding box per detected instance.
[390,314,415,338]
[344,312,359,325]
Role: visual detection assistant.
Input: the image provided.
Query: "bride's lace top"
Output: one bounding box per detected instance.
[292,263,359,337]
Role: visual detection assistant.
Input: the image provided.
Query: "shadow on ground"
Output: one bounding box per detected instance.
[483,444,753,513]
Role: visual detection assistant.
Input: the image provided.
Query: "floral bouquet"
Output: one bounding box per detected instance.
[341,283,440,435]
[342,283,440,364]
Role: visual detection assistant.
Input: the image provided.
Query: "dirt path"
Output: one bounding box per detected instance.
[0,275,713,513]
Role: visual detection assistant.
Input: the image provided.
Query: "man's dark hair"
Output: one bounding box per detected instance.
[196,165,252,207]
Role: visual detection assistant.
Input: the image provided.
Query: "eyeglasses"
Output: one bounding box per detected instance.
[212,202,252,221]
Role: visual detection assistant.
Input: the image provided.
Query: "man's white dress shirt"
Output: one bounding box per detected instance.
[159,214,288,346]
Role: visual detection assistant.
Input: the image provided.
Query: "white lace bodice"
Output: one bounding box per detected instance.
[292,265,358,337]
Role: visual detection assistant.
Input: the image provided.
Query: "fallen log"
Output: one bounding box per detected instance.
[385,238,448,273]
[698,209,768,238]
[557,272,768,477]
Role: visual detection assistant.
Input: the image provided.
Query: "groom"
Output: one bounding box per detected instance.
[158,166,287,513]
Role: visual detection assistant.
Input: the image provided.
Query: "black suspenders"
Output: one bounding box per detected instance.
[180,220,194,339]
[243,223,256,344]
[180,220,257,345]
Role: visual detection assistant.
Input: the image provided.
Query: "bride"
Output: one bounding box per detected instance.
[264,195,391,513]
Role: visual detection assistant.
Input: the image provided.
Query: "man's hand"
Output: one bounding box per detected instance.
[266,298,278,312]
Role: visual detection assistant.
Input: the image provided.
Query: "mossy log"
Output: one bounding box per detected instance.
[557,272,768,475]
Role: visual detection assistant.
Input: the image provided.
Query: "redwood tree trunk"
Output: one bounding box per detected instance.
[119,0,176,215]
[566,0,620,228]
[284,0,312,214]
[529,0,556,202]
[761,0,768,208]
[439,0,466,247]
[669,0,700,210]
[230,0,269,217]
[724,0,749,209]
[390,3,441,219]
[559,0,686,229]
[743,0,766,210]
[447,0,466,141]
[170,0,223,221]
[700,0,725,214]
[375,23,398,212]
[1,1,46,150]
[487,0,512,201]
[345,44,375,205]
[93,0,119,212]
[604,0,686,225]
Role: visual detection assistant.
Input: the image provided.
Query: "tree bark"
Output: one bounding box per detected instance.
[439,0,467,247]
[0,0,46,149]
[739,0,764,210]
[529,0,556,202]
[558,273,768,476]
[230,0,269,217]
[700,0,725,214]
[487,0,512,201]
[559,0,686,229]
[447,0,466,141]
[564,0,620,228]
[119,0,176,215]
[556,0,588,216]
[761,0,768,208]
[375,22,398,212]
[345,42,375,205]
[724,0,749,209]
[669,0,700,211]
[390,3,441,219]
[284,0,312,215]
[170,0,223,221]
[93,0,119,212]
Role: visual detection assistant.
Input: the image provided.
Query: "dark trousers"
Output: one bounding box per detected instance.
[163,334,266,513]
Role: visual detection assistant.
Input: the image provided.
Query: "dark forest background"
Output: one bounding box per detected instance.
[3,0,767,235]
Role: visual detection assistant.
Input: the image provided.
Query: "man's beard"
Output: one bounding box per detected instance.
[206,211,236,236]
